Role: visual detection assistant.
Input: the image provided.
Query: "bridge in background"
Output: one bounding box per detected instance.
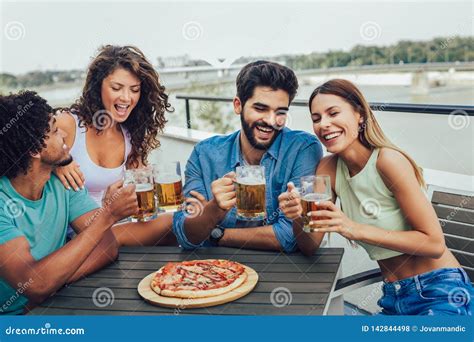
[159,62,474,92]
[160,61,474,76]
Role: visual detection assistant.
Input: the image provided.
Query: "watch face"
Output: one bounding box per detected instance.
[211,228,223,239]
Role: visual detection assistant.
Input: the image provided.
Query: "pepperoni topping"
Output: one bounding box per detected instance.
[153,260,245,292]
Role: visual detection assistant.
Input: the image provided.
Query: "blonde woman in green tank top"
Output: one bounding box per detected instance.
[279,79,473,315]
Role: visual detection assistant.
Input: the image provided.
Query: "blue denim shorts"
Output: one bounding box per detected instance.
[378,268,473,315]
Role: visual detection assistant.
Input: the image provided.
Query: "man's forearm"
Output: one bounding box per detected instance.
[219,226,282,251]
[26,212,116,302]
[67,229,118,283]
[293,218,324,256]
[184,198,228,245]
[113,213,177,247]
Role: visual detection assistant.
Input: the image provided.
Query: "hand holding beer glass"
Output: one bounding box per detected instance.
[210,173,237,211]
[300,175,332,233]
[124,167,157,222]
[152,161,184,212]
[235,165,266,221]
[102,179,139,222]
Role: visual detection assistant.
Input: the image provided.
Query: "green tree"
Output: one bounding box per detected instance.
[0,73,18,89]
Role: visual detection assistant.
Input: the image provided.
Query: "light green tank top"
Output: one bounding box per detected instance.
[335,149,412,260]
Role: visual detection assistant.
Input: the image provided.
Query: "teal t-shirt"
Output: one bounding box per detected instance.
[0,175,99,315]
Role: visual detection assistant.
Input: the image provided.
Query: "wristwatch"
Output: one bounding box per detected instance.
[209,226,225,246]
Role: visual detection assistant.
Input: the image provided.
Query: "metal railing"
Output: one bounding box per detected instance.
[176,94,474,129]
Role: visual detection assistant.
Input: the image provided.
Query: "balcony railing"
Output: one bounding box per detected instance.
[175,94,474,129]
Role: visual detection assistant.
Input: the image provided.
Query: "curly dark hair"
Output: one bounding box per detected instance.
[0,91,52,178]
[236,60,299,107]
[70,45,173,167]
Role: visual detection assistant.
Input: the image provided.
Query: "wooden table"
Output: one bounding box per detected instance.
[29,246,344,315]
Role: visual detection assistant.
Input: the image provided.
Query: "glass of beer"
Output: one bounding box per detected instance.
[152,161,184,212]
[124,168,157,222]
[300,175,331,233]
[235,165,266,221]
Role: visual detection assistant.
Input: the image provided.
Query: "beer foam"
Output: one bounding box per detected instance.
[302,193,331,202]
[135,183,154,192]
[237,176,265,186]
[155,175,181,184]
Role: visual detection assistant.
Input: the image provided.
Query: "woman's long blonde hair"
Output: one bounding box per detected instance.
[309,79,426,187]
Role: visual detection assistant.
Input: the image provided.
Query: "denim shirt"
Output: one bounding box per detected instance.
[172,127,323,252]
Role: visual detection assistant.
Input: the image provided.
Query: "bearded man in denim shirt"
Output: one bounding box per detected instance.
[173,61,323,252]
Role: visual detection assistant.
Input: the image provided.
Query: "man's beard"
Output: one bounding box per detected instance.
[55,155,74,167]
[240,110,281,151]
[43,154,74,168]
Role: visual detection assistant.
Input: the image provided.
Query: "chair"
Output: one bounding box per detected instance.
[327,185,474,315]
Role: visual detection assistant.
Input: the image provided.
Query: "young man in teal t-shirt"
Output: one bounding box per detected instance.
[0,91,174,315]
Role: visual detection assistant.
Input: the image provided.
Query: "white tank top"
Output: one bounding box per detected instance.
[69,114,132,204]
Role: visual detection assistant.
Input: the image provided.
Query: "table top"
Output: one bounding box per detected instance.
[29,246,344,316]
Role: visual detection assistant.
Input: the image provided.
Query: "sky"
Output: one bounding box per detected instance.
[0,0,473,74]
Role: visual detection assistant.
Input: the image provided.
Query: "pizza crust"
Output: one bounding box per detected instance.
[150,259,248,299]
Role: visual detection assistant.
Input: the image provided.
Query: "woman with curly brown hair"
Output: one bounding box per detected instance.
[56,45,176,246]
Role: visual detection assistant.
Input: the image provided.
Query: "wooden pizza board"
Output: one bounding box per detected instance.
[137,265,258,309]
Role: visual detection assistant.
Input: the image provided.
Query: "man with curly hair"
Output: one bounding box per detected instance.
[0,91,172,315]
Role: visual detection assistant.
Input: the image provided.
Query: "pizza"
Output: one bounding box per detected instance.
[150,259,248,299]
